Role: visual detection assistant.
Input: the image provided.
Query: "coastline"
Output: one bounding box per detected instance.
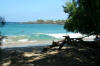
[5,22,64,24]
[1,40,52,48]
[1,33,96,48]
[0,33,96,66]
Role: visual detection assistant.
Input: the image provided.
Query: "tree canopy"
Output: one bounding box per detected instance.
[64,0,100,35]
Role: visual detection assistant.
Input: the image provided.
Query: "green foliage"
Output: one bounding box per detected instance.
[24,19,65,24]
[64,0,100,35]
[37,19,45,23]
[46,20,53,23]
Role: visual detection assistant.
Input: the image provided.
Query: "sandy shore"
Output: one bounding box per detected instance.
[0,35,96,66]
[0,45,95,66]
[1,40,53,48]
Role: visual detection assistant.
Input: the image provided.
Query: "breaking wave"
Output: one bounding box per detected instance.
[2,32,92,44]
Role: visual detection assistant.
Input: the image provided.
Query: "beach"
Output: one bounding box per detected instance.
[1,0,99,65]
[0,33,96,66]
[0,23,96,66]
[1,32,95,49]
[1,40,52,48]
[0,23,96,49]
[0,45,95,66]
[1,34,96,66]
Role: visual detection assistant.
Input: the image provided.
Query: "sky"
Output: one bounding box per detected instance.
[0,0,68,22]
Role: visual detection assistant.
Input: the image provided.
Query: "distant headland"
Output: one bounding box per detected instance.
[21,19,65,25]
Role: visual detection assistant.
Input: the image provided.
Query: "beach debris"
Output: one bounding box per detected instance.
[42,35,100,52]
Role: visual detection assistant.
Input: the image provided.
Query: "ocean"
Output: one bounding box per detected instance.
[0,22,84,48]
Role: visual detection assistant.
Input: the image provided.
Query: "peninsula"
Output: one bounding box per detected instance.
[22,19,65,25]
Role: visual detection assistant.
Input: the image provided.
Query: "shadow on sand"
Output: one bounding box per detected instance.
[0,46,96,66]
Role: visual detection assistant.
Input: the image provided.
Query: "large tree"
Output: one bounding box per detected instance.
[64,0,100,35]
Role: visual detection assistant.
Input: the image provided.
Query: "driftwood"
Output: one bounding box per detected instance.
[42,36,100,52]
[42,36,71,52]
[42,41,60,52]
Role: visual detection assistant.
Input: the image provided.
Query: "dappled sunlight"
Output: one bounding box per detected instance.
[23,52,42,57]
[2,61,11,66]
[0,46,96,66]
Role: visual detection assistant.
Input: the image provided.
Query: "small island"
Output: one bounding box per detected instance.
[22,19,66,25]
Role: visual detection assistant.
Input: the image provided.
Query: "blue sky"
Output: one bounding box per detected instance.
[0,0,68,22]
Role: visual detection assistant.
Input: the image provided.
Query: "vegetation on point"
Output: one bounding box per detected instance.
[22,19,66,25]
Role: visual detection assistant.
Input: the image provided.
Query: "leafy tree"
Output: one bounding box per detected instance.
[64,1,100,65]
[64,0,100,35]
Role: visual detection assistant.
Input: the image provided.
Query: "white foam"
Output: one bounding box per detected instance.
[83,35,95,41]
[68,33,83,38]
[18,39,28,42]
[47,33,83,38]
[47,33,67,38]
[2,39,7,44]
[4,33,96,44]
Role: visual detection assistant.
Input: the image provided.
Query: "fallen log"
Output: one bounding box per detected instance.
[42,41,60,52]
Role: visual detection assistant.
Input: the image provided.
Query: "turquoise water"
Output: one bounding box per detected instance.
[1,23,66,35]
[0,22,68,42]
[0,22,86,48]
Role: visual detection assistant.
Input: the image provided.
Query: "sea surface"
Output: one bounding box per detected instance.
[0,22,85,48]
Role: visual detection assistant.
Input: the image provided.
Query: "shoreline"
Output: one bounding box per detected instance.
[1,40,52,48]
[1,33,96,48]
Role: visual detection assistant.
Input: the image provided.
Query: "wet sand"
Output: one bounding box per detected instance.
[1,40,52,48]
